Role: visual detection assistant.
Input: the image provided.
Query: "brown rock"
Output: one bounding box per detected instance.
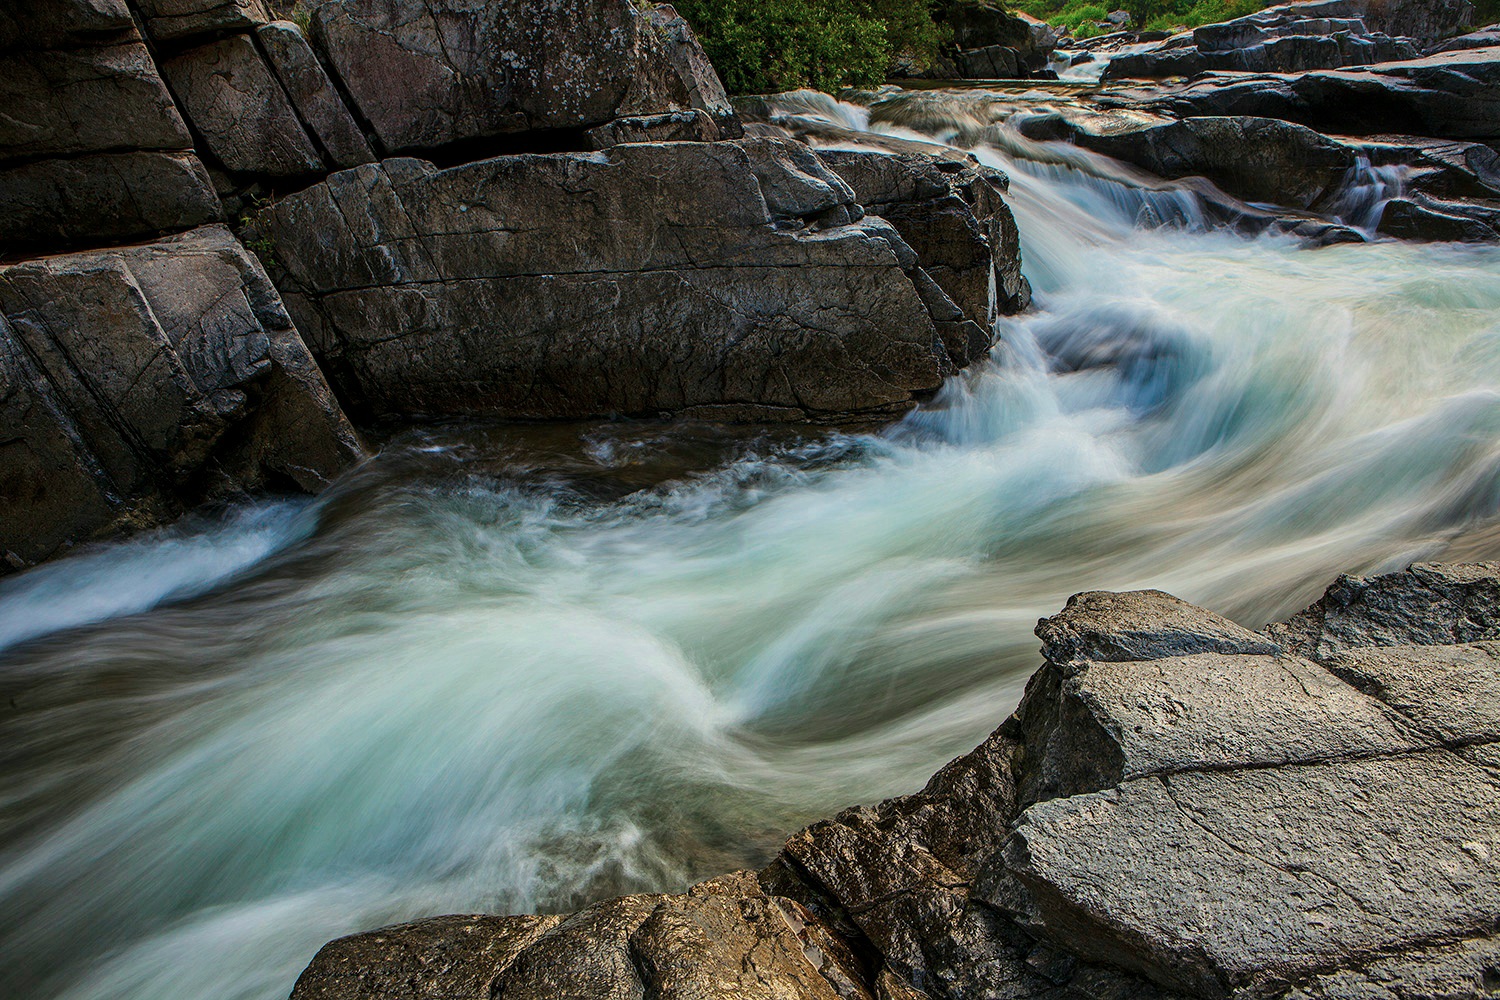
[257,21,375,169]
[161,33,325,177]
[134,0,270,42]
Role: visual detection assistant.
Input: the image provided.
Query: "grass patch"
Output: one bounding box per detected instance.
[1013,0,1268,35]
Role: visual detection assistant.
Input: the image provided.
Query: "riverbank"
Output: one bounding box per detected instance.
[289,561,1500,1000]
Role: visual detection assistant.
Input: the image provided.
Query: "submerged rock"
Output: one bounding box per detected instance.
[285,562,1500,999]
[261,138,1012,423]
[0,226,364,570]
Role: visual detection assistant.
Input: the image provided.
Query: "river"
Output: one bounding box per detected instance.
[4,88,1500,1000]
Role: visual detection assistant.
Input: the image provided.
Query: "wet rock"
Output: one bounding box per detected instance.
[1377,194,1500,239]
[161,33,325,178]
[1267,561,1500,658]
[1017,114,1355,209]
[0,226,363,570]
[262,139,994,423]
[134,0,270,43]
[308,0,736,156]
[257,21,376,170]
[816,146,1030,352]
[289,913,560,1000]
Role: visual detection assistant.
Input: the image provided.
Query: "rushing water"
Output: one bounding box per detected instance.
[6,89,1500,1000]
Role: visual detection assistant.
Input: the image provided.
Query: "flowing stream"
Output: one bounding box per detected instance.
[6,89,1500,1000]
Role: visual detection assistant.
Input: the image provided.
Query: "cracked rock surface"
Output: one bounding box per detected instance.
[287,562,1500,1000]
[261,137,1019,422]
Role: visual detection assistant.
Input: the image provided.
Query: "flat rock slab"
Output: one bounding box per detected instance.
[1326,640,1500,744]
[998,748,1500,998]
[263,139,992,422]
[134,0,269,42]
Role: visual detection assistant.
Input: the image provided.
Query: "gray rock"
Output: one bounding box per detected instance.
[257,21,376,169]
[1035,589,1281,667]
[0,150,221,251]
[1324,639,1500,743]
[1017,114,1355,210]
[134,0,270,42]
[816,147,1030,351]
[1267,561,1500,659]
[584,110,723,148]
[289,913,560,1000]
[1377,195,1500,239]
[996,749,1500,998]
[1431,25,1500,52]
[1112,46,1500,141]
[0,226,363,570]
[1288,934,1500,999]
[161,33,325,177]
[308,0,735,155]
[0,42,192,160]
[262,139,993,422]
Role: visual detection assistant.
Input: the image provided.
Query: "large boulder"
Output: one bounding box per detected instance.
[133,0,270,43]
[260,138,1001,423]
[306,0,738,156]
[0,226,364,570]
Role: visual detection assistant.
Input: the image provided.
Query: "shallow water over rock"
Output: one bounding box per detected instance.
[5,90,1500,1000]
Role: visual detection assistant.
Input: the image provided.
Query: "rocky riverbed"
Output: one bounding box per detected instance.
[6,1,1500,999]
[289,562,1500,1000]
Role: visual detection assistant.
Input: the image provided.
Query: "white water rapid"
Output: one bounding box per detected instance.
[5,89,1500,1000]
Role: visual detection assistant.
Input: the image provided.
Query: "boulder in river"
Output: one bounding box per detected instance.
[260,137,1013,423]
[0,226,364,571]
[285,561,1500,999]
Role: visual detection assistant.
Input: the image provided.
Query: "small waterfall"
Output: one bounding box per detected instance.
[1319,154,1408,232]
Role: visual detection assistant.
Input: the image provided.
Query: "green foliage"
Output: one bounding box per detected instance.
[289,1,312,34]
[674,0,944,93]
[1013,0,1270,36]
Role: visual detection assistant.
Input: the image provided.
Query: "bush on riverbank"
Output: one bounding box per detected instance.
[1011,0,1265,36]
[674,0,946,92]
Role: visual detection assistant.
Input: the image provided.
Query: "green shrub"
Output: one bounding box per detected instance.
[675,0,944,93]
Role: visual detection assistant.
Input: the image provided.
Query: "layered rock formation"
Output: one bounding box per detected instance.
[0,0,1029,569]
[258,139,1001,422]
[288,561,1500,1000]
[0,226,362,568]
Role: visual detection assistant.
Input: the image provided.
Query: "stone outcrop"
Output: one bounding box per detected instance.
[306,0,739,156]
[285,562,1500,1000]
[1102,0,1472,79]
[258,137,1016,423]
[0,6,221,251]
[0,226,364,570]
[1107,45,1500,142]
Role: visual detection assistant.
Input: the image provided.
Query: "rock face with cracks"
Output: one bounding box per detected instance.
[260,138,1011,423]
[286,562,1500,1000]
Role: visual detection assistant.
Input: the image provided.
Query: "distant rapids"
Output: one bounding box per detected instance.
[6,88,1500,1000]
